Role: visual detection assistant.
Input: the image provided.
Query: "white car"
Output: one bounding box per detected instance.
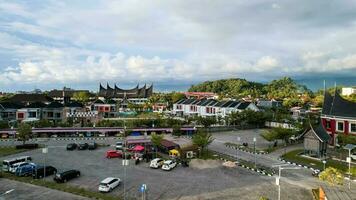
[351,153,356,160]
[98,177,121,192]
[150,158,164,169]
[161,160,177,171]
[115,141,123,150]
[9,162,29,173]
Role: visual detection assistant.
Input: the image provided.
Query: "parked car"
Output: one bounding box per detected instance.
[312,169,320,177]
[161,160,177,171]
[66,143,77,150]
[9,162,29,173]
[32,166,57,179]
[150,158,164,169]
[88,142,97,150]
[98,177,121,192]
[351,153,356,160]
[106,150,122,159]
[54,170,80,183]
[115,141,124,150]
[78,143,89,150]
[15,163,37,176]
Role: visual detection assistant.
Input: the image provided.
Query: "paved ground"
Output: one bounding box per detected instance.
[0,179,89,200]
[0,137,313,200]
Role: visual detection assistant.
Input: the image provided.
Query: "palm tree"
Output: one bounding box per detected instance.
[192,130,215,157]
[151,134,164,157]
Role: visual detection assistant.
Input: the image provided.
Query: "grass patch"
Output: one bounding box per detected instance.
[282,149,356,176]
[2,173,121,200]
[0,146,31,157]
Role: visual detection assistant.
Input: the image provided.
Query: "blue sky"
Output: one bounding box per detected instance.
[0,0,356,92]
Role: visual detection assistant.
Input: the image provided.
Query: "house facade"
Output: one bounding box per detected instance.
[321,91,356,145]
[172,98,259,118]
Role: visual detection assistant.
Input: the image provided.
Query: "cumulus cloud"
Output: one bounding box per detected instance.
[1,0,356,90]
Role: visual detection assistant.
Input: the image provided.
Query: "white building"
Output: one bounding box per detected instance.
[173,99,259,118]
[341,87,356,96]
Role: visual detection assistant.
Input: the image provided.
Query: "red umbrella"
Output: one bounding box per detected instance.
[133,145,144,151]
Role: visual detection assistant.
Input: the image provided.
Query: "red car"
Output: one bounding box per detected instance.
[106,150,122,159]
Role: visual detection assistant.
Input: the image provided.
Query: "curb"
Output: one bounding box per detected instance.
[225,144,268,155]
[0,137,123,142]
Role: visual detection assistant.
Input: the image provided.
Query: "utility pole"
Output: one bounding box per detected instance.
[253,137,256,168]
[273,164,301,200]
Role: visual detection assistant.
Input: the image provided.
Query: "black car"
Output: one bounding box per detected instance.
[77,143,89,150]
[66,143,77,150]
[88,142,97,150]
[53,170,80,183]
[32,166,57,179]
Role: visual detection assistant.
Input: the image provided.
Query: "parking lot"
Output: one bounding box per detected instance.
[0,137,313,200]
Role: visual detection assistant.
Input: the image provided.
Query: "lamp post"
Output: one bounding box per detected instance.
[253,137,256,168]
[273,164,301,200]
[42,146,48,180]
[236,136,241,161]
[322,160,326,171]
[343,144,355,190]
[0,189,14,199]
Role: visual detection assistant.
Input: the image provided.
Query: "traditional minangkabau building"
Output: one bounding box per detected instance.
[98,83,153,111]
[301,124,330,158]
[321,91,356,145]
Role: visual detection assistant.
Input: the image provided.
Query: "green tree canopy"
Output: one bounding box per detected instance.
[319,167,344,186]
[17,123,32,144]
[151,133,164,157]
[73,91,90,103]
[192,130,215,154]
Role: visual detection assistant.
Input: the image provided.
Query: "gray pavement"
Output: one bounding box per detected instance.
[0,179,89,200]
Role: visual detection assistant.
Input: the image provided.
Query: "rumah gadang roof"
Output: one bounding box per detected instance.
[99,83,153,99]
[322,91,356,118]
[301,123,331,142]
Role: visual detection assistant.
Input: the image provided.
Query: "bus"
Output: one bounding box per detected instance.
[2,156,32,172]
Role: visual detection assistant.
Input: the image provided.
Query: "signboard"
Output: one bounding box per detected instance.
[140,184,147,193]
[42,148,48,154]
[346,157,351,163]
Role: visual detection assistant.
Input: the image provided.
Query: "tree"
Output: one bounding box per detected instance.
[319,167,344,186]
[17,123,32,144]
[73,91,90,103]
[151,134,164,157]
[196,116,216,128]
[192,130,215,156]
[171,92,186,103]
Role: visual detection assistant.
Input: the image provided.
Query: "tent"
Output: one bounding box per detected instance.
[169,149,180,157]
[133,145,145,151]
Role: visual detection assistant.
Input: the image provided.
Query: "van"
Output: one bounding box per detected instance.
[9,162,29,173]
[54,170,80,183]
[2,156,31,172]
[15,163,36,176]
[32,166,57,179]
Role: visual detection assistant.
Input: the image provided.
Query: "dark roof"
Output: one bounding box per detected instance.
[182,99,196,105]
[26,102,47,108]
[48,89,90,98]
[322,91,356,118]
[0,102,23,109]
[199,99,218,106]
[174,98,186,104]
[197,99,209,106]
[45,101,63,108]
[302,123,331,142]
[9,94,53,103]
[227,101,240,108]
[93,99,105,104]
[191,99,201,105]
[65,101,84,108]
[237,102,251,110]
[106,99,117,104]
[160,139,179,148]
[214,101,227,107]
[220,100,235,108]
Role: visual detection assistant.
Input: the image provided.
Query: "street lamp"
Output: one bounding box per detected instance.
[0,189,14,198]
[322,160,326,171]
[343,144,355,190]
[273,164,301,200]
[253,137,257,168]
[236,136,241,161]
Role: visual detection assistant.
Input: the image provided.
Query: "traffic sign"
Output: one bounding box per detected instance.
[140,184,147,192]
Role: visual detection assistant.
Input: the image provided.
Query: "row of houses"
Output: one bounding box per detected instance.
[172,98,260,118]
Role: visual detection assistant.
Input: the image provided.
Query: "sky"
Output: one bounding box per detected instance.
[0,0,356,92]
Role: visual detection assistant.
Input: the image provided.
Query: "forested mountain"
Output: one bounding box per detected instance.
[188,78,265,99]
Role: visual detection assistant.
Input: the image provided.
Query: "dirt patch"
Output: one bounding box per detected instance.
[189,159,223,169]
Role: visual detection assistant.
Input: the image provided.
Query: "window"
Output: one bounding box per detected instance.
[17,113,24,119]
[47,112,53,118]
[325,120,331,129]
[337,122,344,132]
[28,112,36,118]
[55,113,61,118]
[350,123,356,133]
